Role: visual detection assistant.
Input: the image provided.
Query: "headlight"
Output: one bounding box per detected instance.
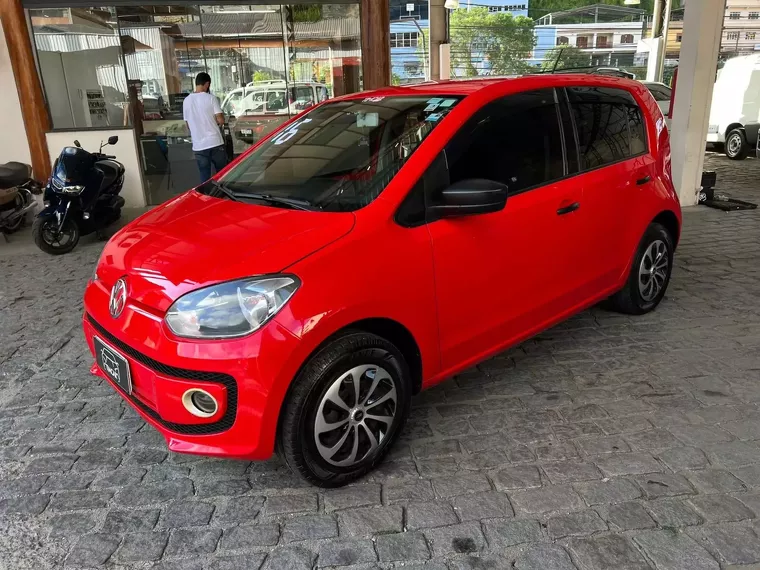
[165,276,300,339]
[62,185,85,195]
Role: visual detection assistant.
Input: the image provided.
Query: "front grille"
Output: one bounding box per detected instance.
[86,314,238,435]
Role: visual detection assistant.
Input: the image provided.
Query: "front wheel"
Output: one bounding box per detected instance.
[725,128,749,160]
[610,222,674,315]
[33,215,80,255]
[278,332,412,487]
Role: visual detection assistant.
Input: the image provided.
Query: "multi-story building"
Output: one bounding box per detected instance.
[389,0,530,83]
[721,0,760,56]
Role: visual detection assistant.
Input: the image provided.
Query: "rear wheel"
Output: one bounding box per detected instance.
[725,128,749,160]
[278,332,411,487]
[610,222,674,315]
[33,215,80,255]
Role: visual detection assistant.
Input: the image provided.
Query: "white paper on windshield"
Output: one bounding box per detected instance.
[356,112,379,128]
[439,99,457,108]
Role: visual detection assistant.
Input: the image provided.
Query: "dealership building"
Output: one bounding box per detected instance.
[0,0,735,209]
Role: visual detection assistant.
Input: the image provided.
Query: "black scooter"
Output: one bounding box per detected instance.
[34,136,125,255]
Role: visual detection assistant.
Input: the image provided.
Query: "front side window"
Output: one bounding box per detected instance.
[215,96,461,211]
[567,86,647,171]
[445,89,564,195]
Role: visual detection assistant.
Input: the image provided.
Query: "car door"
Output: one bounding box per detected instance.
[565,86,653,297]
[426,88,586,372]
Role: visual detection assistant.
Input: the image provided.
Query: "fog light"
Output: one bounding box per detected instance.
[182,389,218,418]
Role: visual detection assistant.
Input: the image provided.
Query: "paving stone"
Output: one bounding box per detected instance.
[165,528,222,556]
[645,498,703,527]
[432,473,491,497]
[47,512,99,537]
[260,546,315,570]
[49,489,113,510]
[116,531,169,562]
[535,441,580,462]
[383,479,435,504]
[116,478,194,506]
[194,478,251,498]
[634,529,719,570]
[575,478,641,505]
[213,496,263,524]
[221,523,280,550]
[510,485,584,514]
[72,450,123,471]
[318,538,376,566]
[635,473,695,499]
[576,436,631,455]
[686,470,747,494]
[542,460,602,484]
[483,518,543,549]
[0,494,50,515]
[324,485,381,512]
[104,508,161,533]
[265,493,318,515]
[657,447,710,471]
[705,442,760,469]
[413,439,461,458]
[406,500,458,530]
[41,471,95,492]
[596,416,653,435]
[514,544,577,570]
[282,515,338,542]
[452,491,513,521]
[547,509,607,538]
[375,531,430,562]
[491,465,542,490]
[689,494,756,522]
[24,454,78,474]
[338,506,403,536]
[568,534,649,570]
[687,525,760,565]
[625,429,682,450]
[599,501,656,530]
[722,420,760,441]
[733,465,760,488]
[424,521,485,557]
[66,533,121,566]
[669,426,734,447]
[594,453,662,477]
[207,554,267,570]
[160,501,215,528]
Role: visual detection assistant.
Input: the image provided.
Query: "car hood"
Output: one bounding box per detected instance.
[96,190,355,313]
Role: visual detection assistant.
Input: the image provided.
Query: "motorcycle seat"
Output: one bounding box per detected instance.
[0,162,30,189]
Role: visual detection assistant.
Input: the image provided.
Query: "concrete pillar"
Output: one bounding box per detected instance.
[669,0,726,206]
[429,0,446,80]
[360,0,390,90]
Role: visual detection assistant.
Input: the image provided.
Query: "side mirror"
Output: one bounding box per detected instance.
[431,178,508,218]
[73,140,81,148]
[107,135,119,145]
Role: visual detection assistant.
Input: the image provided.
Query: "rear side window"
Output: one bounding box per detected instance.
[567,86,648,171]
[446,89,565,194]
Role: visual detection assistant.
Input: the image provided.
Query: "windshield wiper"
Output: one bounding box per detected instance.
[236,193,318,211]
[203,180,239,201]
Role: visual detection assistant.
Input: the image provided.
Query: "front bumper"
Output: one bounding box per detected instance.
[82,279,303,460]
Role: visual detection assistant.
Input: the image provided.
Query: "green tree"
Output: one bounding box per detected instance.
[449,7,536,77]
[541,45,591,71]
[252,70,274,83]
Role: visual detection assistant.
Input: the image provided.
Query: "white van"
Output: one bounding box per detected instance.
[221,81,330,119]
[707,54,760,159]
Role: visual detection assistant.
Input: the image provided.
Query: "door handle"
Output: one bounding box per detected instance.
[636,175,651,185]
[557,202,580,216]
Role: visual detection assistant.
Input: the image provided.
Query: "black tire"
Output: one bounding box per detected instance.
[610,222,674,315]
[725,128,749,160]
[278,331,412,487]
[33,215,80,255]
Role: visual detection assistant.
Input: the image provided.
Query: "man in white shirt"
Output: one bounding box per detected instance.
[183,72,228,182]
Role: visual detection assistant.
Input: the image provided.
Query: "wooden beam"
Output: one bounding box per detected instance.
[0,0,51,179]
[360,0,390,91]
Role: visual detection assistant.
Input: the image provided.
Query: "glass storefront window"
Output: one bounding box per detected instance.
[30,7,129,129]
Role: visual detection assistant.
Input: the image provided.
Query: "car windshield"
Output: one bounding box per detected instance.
[211,95,461,212]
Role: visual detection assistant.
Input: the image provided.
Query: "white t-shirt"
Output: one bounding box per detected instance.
[183,92,224,152]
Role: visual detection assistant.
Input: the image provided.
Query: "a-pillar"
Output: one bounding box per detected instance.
[0,0,50,178]
[429,0,446,81]
[669,0,726,206]
[360,0,390,90]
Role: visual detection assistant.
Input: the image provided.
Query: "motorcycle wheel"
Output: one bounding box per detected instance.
[33,215,80,255]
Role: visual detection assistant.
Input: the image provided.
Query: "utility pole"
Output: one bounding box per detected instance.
[648,0,672,82]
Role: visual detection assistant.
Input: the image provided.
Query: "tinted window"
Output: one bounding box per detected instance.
[567,86,646,170]
[446,89,565,194]
[628,105,648,155]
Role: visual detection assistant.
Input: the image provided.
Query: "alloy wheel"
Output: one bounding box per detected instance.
[42,220,75,249]
[727,133,743,157]
[638,239,669,302]
[314,364,397,467]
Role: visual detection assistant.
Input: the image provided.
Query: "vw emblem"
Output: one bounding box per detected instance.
[109,278,127,319]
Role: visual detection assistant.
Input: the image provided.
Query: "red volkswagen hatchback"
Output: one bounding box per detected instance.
[84,75,681,486]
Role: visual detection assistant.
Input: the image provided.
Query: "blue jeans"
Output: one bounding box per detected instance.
[194,145,228,183]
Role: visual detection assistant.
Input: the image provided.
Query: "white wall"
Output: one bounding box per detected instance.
[0,17,32,166]
[46,129,146,208]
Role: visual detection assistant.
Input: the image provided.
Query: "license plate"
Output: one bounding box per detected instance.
[94,336,132,395]
[240,129,252,135]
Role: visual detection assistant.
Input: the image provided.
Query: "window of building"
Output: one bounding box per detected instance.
[446,89,565,195]
[729,11,741,19]
[620,34,634,44]
[747,32,757,40]
[596,35,609,48]
[30,7,130,130]
[727,31,740,40]
[557,36,569,46]
[390,32,419,48]
[576,36,589,48]
[567,87,646,171]
[750,12,760,20]
[390,0,428,21]
[676,34,683,42]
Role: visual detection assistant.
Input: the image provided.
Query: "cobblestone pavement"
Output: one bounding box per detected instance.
[1,155,760,569]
